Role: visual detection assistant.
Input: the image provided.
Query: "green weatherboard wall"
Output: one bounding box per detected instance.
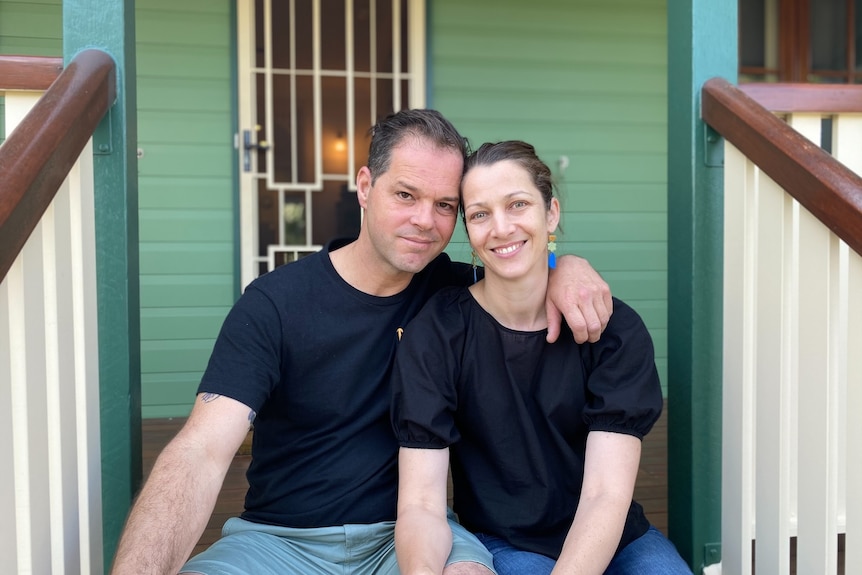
[3,0,671,416]
[0,0,62,142]
[431,0,669,393]
[135,0,235,418]
[1,0,236,418]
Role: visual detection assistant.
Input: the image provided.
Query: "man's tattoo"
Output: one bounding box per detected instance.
[201,393,255,426]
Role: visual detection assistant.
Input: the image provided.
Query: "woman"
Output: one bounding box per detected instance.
[390,141,691,575]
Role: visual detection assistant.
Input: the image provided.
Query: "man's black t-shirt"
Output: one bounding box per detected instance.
[198,239,471,527]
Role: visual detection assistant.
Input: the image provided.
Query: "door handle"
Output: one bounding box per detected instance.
[242,125,270,172]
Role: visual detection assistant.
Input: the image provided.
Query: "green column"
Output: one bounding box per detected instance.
[666,0,736,571]
[62,0,141,568]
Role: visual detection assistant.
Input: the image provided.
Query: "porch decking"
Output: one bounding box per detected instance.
[141,403,671,559]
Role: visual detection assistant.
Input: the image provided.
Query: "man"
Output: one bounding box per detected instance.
[110,110,611,575]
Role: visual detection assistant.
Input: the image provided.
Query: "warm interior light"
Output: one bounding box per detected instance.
[334,132,347,153]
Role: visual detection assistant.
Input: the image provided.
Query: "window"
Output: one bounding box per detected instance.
[740,0,862,83]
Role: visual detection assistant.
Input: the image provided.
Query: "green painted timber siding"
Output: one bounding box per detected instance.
[431,0,669,393]
[2,0,236,418]
[0,0,62,141]
[7,0,668,407]
[136,0,235,417]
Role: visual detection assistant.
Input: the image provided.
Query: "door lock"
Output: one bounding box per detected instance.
[242,125,270,172]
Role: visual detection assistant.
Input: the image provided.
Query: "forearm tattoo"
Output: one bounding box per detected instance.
[200,392,256,427]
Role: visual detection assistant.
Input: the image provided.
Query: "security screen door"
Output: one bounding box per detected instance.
[236,0,426,288]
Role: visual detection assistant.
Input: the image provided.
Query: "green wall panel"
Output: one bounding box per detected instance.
[139,209,234,242]
[137,77,232,112]
[139,243,235,274]
[137,10,229,46]
[139,176,233,208]
[137,144,232,177]
[0,0,62,142]
[628,300,667,328]
[599,271,666,301]
[139,274,235,308]
[141,339,217,373]
[141,307,231,339]
[565,182,666,212]
[141,372,208,418]
[139,47,231,80]
[1,0,235,419]
[0,1,61,48]
[136,0,235,417]
[138,110,230,143]
[445,93,667,123]
[432,0,669,393]
[559,213,666,242]
[566,242,666,271]
[4,0,669,414]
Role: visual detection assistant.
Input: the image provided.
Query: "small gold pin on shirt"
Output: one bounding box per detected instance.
[396,327,404,341]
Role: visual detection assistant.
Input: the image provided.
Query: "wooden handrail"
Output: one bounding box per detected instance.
[0,55,64,91]
[0,49,116,281]
[702,77,862,257]
[739,83,862,114]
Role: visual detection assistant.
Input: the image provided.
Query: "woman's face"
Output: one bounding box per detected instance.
[461,159,560,282]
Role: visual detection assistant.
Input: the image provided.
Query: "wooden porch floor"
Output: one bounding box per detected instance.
[142,406,671,559]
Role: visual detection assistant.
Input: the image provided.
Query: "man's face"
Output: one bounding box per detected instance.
[357,139,463,275]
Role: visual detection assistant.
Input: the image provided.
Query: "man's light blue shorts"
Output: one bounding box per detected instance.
[180,510,495,575]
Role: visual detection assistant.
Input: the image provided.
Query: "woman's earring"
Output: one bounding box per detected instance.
[547,234,557,269]
[471,250,479,283]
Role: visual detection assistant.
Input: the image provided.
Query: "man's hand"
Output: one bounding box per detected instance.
[545,254,612,343]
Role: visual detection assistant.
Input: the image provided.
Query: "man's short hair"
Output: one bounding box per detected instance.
[367,109,468,184]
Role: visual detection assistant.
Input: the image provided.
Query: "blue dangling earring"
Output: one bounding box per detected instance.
[471,250,479,283]
[547,234,557,269]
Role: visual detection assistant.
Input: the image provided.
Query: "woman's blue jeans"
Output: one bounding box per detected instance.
[475,526,692,575]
